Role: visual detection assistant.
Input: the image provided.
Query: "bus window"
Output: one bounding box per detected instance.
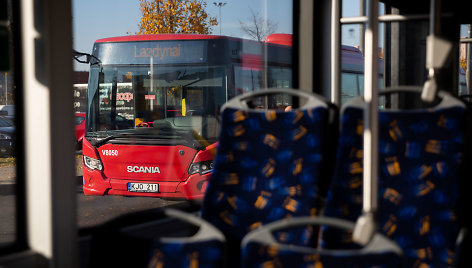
[73,0,293,233]
[341,72,361,105]
[268,66,292,89]
[0,0,17,248]
[234,64,264,94]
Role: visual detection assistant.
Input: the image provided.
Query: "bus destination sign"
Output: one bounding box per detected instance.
[95,40,207,65]
[134,44,181,59]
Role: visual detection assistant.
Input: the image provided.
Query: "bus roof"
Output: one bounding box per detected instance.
[341,45,363,55]
[265,34,292,46]
[95,34,235,43]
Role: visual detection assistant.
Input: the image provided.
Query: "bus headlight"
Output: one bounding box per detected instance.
[189,160,214,175]
[84,155,103,171]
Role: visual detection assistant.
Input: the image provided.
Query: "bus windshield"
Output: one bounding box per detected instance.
[81,34,292,201]
[86,64,226,144]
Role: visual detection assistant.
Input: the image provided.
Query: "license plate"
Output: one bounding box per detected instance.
[128,182,159,193]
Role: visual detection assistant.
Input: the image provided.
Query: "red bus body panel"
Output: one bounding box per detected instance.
[99,143,196,181]
[265,33,293,46]
[75,113,85,143]
[82,138,215,200]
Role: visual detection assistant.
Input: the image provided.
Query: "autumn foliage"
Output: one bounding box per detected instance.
[138,0,218,34]
[461,57,467,71]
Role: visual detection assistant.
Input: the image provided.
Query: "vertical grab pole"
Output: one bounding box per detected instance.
[150,57,154,111]
[430,0,441,37]
[467,25,472,95]
[353,0,379,245]
[331,0,341,105]
[359,0,366,55]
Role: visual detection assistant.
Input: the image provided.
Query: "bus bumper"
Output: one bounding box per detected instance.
[82,172,210,200]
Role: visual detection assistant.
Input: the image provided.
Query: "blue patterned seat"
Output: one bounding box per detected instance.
[146,209,226,268]
[321,90,466,267]
[201,89,336,266]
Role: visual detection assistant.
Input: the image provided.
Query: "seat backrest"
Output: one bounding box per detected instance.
[201,89,337,264]
[321,91,466,267]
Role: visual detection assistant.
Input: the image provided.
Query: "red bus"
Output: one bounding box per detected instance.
[82,34,293,199]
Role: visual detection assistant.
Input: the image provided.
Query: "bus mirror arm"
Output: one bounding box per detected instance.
[73,50,101,64]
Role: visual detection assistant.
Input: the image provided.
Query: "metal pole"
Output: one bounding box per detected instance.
[467,24,471,94]
[219,6,222,35]
[363,0,379,220]
[4,72,7,105]
[430,0,441,36]
[331,0,341,105]
[213,2,226,35]
[353,0,379,246]
[150,57,153,111]
[360,0,366,55]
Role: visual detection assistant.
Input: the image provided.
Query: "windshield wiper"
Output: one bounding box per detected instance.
[152,128,207,151]
[91,130,207,151]
[92,133,135,147]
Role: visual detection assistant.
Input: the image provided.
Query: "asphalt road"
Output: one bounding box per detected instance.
[0,185,184,245]
[0,155,186,244]
[77,187,183,229]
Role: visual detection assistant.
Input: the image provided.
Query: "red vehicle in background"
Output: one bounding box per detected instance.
[75,112,85,148]
[81,34,293,199]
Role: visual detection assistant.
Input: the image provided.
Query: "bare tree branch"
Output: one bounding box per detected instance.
[239,8,278,42]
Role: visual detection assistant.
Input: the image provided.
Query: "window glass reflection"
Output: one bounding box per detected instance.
[73,0,293,229]
[0,0,16,245]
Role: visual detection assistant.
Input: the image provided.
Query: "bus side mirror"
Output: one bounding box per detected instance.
[73,50,91,64]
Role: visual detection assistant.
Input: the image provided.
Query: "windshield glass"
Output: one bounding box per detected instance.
[86,65,225,143]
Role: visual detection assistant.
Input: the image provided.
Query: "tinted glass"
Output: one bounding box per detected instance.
[0,0,16,246]
[86,65,225,142]
[73,0,293,228]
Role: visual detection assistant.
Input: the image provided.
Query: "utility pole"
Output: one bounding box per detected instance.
[213,2,226,35]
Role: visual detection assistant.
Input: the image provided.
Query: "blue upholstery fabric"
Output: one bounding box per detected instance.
[242,241,403,268]
[202,106,330,245]
[148,240,225,268]
[321,103,465,267]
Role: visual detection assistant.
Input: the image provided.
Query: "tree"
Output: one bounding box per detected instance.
[460,57,467,71]
[138,0,218,34]
[239,8,278,42]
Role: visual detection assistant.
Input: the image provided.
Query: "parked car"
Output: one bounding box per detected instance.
[0,116,15,157]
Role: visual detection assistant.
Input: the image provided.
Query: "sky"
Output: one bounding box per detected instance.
[72,0,362,71]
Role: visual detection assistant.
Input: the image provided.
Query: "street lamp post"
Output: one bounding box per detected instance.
[213,2,226,35]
